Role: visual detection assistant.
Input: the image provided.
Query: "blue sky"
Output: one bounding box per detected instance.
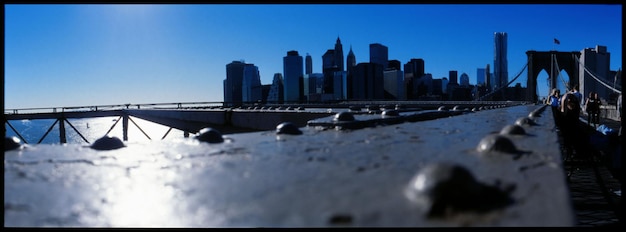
[4,4,622,109]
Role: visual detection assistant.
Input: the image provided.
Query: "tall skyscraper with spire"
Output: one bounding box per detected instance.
[494,32,508,95]
[334,37,344,72]
[346,45,356,73]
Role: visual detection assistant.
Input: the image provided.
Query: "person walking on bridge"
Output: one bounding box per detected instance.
[571,85,583,109]
[547,88,561,129]
[585,92,601,128]
[560,91,582,159]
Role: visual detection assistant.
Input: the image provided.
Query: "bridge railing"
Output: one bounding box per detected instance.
[4,102,227,114]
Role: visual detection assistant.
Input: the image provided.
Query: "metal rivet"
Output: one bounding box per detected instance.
[528,111,540,119]
[438,106,447,111]
[405,162,481,209]
[453,105,462,111]
[349,106,361,112]
[276,122,302,135]
[195,127,224,143]
[381,109,399,117]
[500,124,526,135]
[5,136,22,151]
[477,134,518,154]
[472,107,479,112]
[515,117,537,126]
[91,136,125,150]
[333,112,355,122]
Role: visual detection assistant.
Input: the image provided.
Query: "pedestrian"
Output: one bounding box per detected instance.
[560,91,582,159]
[548,88,561,129]
[585,92,601,128]
[617,93,622,137]
[571,85,583,109]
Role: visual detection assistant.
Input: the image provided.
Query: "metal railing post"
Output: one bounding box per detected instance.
[122,114,129,141]
[59,117,67,144]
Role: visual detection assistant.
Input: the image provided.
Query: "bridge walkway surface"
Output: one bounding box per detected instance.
[3,103,623,227]
[561,116,622,227]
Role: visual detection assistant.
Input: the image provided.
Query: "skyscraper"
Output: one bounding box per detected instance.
[460,73,470,87]
[404,58,425,99]
[369,43,388,70]
[449,70,458,84]
[305,53,313,75]
[334,37,344,72]
[242,63,262,103]
[224,60,246,106]
[494,32,508,92]
[476,68,486,86]
[267,73,284,104]
[283,50,304,103]
[579,45,611,100]
[346,45,356,73]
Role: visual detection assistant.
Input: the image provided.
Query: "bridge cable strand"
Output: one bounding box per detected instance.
[477,61,528,101]
[552,54,571,92]
[572,54,622,94]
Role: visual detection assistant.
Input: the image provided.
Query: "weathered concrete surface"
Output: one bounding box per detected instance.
[4,104,574,227]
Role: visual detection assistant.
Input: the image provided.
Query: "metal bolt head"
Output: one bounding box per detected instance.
[5,136,22,151]
[195,127,224,143]
[477,134,518,154]
[381,109,399,117]
[438,106,447,111]
[333,112,355,122]
[276,122,302,135]
[405,162,481,208]
[349,106,361,112]
[91,136,125,150]
[515,117,537,127]
[500,124,526,135]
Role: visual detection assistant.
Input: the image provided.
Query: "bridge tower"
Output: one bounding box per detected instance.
[526,50,581,103]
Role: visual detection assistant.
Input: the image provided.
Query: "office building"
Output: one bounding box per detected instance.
[242,63,262,103]
[283,50,304,103]
[494,32,508,91]
[369,43,388,70]
[267,73,284,104]
[223,60,246,106]
[579,45,612,101]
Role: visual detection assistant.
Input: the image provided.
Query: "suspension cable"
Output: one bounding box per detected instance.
[552,54,571,91]
[572,54,621,94]
[477,61,528,101]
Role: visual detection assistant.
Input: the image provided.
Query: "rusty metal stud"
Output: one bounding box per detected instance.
[333,112,355,122]
[91,136,125,150]
[5,136,22,151]
[195,127,224,143]
[500,124,526,135]
[276,122,302,135]
[476,134,518,154]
